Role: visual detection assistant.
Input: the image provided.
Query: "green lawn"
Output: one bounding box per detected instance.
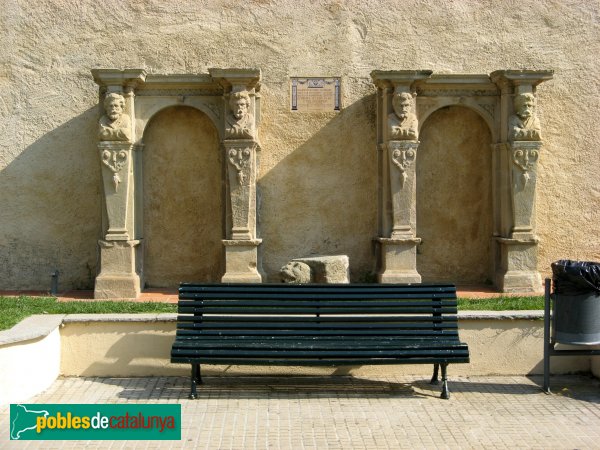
[0,296,177,331]
[0,295,544,332]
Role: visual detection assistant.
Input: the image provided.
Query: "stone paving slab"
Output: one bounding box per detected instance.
[1,375,599,449]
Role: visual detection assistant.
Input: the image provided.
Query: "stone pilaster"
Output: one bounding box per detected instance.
[212,69,264,283]
[371,70,431,284]
[491,70,552,292]
[92,69,146,299]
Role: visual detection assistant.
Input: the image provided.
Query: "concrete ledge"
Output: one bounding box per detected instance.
[0,315,65,405]
[1,311,597,404]
[0,314,65,346]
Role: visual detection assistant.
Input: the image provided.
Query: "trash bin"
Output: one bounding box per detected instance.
[551,259,600,345]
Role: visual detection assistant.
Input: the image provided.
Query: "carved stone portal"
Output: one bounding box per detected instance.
[372,69,552,292]
[92,68,263,299]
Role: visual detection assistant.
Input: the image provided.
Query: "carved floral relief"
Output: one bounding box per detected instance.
[228,147,252,185]
[101,149,128,191]
[512,147,539,187]
[391,147,416,188]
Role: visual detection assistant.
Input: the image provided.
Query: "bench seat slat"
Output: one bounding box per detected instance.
[176,308,456,315]
[172,340,466,350]
[174,329,459,337]
[171,348,468,359]
[171,357,470,366]
[178,294,457,301]
[176,322,457,330]
[176,315,456,323]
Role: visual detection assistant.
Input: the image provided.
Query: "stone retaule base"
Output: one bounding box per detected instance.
[376,237,422,284]
[495,237,543,293]
[94,239,141,299]
[221,239,264,283]
[94,274,141,299]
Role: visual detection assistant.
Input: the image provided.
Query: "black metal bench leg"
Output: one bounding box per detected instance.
[189,363,200,400]
[430,363,440,385]
[440,363,450,399]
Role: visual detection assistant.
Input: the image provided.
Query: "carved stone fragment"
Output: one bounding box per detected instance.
[280,261,312,284]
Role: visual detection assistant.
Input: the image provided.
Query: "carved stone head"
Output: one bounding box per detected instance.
[392,92,414,120]
[104,93,126,122]
[229,91,251,120]
[280,261,312,284]
[514,93,536,120]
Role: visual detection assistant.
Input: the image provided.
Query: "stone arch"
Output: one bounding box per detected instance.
[418,100,496,143]
[137,101,224,144]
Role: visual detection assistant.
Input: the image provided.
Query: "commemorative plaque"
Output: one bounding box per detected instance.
[290,77,341,112]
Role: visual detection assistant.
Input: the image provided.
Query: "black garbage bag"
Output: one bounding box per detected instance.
[551,259,600,296]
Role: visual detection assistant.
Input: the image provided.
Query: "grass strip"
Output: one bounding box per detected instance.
[458,296,544,311]
[0,296,177,331]
[0,295,544,332]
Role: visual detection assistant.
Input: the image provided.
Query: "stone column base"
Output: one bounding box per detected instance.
[94,240,141,299]
[495,237,542,293]
[222,239,264,283]
[376,237,422,284]
[94,274,141,299]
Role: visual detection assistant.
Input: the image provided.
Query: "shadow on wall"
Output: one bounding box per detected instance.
[258,94,378,282]
[0,107,101,290]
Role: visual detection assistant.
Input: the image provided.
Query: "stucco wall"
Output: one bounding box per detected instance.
[1,0,598,289]
[59,315,591,377]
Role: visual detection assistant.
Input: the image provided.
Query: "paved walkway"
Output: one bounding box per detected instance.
[1,374,599,449]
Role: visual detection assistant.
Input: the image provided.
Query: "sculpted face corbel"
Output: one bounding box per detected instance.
[389,92,418,140]
[225,90,255,140]
[509,93,541,141]
[98,92,132,142]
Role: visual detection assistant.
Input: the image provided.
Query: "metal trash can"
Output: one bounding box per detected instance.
[551,260,600,345]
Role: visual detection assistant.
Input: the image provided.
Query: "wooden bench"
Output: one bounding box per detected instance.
[171,283,469,399]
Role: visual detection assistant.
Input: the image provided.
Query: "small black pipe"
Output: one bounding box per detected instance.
[50,270,59,296]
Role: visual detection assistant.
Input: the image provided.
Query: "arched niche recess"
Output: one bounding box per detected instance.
[371,70,553,292]
[92,69,264,299]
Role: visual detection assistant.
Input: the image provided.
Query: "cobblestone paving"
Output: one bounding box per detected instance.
[1,375,599,449]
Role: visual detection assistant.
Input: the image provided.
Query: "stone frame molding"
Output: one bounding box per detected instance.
[371,70,553,292]
[92,68,263,299]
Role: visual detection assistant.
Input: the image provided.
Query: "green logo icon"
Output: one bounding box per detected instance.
[10,404,181,440]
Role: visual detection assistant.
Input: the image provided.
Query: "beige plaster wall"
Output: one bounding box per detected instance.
[142,106,223,287]
[1,0,598,289]
[59,318,590,377]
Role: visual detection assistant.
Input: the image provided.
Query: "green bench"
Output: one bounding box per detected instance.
[171,283,469,399]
